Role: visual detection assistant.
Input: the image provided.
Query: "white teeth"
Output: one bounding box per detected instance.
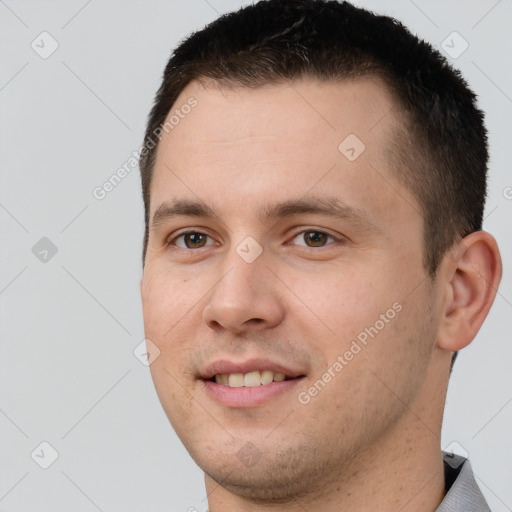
[228,373,244,387]
[261,370,274,385]
[244,371,262,387]
[213,370,290,387]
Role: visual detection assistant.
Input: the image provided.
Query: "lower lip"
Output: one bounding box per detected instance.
[201,378,304,407]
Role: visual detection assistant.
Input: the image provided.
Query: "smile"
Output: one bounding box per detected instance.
[212,370,289,387]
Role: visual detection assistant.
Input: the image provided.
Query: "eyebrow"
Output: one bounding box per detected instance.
[151,196,380,232]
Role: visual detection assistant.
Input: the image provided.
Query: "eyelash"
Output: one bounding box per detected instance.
[165,229,344,251]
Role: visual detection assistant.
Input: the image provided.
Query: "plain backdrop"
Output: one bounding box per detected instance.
[1,1,511,510]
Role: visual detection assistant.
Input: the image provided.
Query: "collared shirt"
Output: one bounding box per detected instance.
[436,452,491,511]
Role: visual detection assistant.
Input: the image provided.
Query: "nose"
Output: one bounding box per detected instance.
[202,248,285,334]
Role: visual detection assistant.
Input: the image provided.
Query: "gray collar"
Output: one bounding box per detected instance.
[436,452,490,511]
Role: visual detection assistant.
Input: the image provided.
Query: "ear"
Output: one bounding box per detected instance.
[436,230,502,352]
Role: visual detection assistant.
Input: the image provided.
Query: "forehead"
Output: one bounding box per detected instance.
[150,77,420,236]
[159,76,394,155]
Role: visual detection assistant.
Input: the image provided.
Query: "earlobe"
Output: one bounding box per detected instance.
[436,231,502,352]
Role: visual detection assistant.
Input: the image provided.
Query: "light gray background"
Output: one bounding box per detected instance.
[1,0,511,510]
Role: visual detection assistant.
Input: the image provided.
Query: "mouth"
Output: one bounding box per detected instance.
[199,359,306,407]
[208,370,302,387]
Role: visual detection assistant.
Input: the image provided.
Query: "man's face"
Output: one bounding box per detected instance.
[141,78,440,499]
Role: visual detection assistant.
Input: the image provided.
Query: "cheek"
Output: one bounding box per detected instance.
[286,266,388,345]
[148,356,197,439]
[141,267,204,390]
[294,267,429,396]
[141,266,198,336]
[347,292,434,404]
[305,300,431,446]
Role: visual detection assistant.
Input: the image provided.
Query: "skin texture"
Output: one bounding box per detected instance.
[140,77,502,511]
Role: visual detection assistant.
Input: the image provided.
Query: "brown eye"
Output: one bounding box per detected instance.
[171,231,213,249]
[303,231,329,247]
[183,233,207,248]
[292,230,335,248]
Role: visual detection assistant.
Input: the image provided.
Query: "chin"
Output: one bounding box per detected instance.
[205,467,311,504]
[195,444,335,504]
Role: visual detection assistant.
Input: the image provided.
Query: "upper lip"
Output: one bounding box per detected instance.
[200,358,306,380]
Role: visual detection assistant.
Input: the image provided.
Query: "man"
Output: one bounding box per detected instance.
[139,1,502,510]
